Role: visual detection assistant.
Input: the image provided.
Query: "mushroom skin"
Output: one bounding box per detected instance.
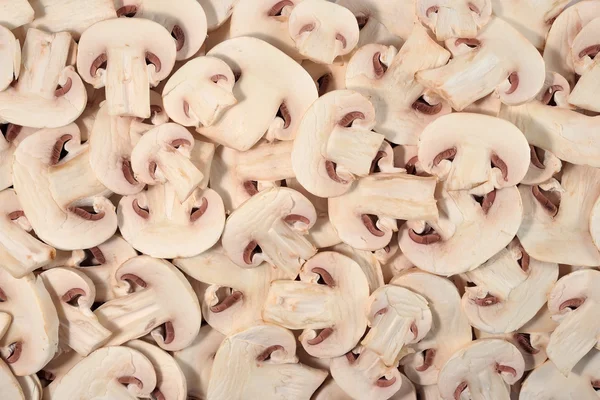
[568,17,600,112]
[416,0,492,41]
[0,25,20,92]
[197,0,236,31]
[0,0,34,29]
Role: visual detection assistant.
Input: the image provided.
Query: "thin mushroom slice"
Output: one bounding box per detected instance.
[0,357,26,400]
[303,59,348,96]
[522,146,562,186]
[416,0,492,41]
[263,251,369,358]
[0,126,36,192]
[198,0,236,31]
[331,243,384,294]
[16,374,42,400]
[568,17,600,112]
[0,0,34,29]
[476,330,550,372]
[207,324,327,399]
[0,26,20,92]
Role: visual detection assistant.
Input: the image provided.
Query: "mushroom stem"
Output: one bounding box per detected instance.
[349,349,398,385]
[262,222,317,278]
[153,148,204,202]
[236,141,295,182]
[464,251,527,301]
[466,367,512,400]
[182,82,237,127]
[57,303,112,356]
[326,126,385,177]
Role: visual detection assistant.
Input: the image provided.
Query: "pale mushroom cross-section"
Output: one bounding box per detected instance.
[416,0,492,41]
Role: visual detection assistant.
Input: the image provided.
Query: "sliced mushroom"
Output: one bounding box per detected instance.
[417,17,545,111]
[94,256,202,351]
[375,234,416,283]
[77,18,176,118]
[521,147,562,186]
[416,0,492,41]
[463,93,502,116]
[303,59,348,96]
[345,25,451,145]
[476,330,550,372]
[0,25,20,92]
[331,243,384,293]
[0,0,34,29]
[198,0,236,31]
[568,17,600,112]
[263,251,369,358]
[0,357,26,400]
[16,374,42,400]
[0,126,36,192]
[39,350,83,391]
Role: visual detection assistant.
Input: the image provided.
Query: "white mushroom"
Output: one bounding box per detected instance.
[416,0,492,41]
[567,17,600,112]
[0,126,36,192]
[16,374,42,400]
[302,59,348,97]
[476,330,550,372]
[0,0,34,29]
[197,0,236,31]
[0,25,20,93]
[330,243,384,293]
[0,357,27,400]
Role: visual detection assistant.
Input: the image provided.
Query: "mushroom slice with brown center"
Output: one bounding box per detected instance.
[476,330,550,372]
[302,59,348,96]
[94,256,201,351]
[521,145,562,186]
[416,17,545,111]
[0,0,33,29]
[345,25,451,146]
[438,339,524,400]
[568,17,600,112]
[207,324,327,399]
[263,251,369,358]
[0,26,20,92]
[416,0,492,41]
[331,243,384,293]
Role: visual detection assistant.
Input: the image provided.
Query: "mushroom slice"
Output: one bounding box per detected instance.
[207,324,327,399]
[0,189,56,278]
[288,0,359,64]
[328,172,438,251]
[461,240,559,333]
[45,346,157,400]
[518,164,600,266]
[438,339,524,400]
[114,0,207,61]
[292,90,384,198]
[0,358,25,400]
[521,147,562,186]
[200,36,318,149]
[0,26,20,92]
[345,25,451,146]
[0,268,58,376]
[39,350,84,390]
[416,17,545,111]
[393,270,472,385]
[399,186,523,276]
[303,59,348,96]
[198,0,235,31]
[315,375,416,400]
[221,187,317,278]
[174,244,288,335]
[12,124,118,250]
[362,285,432,367]
[545,269,600,375]
[375,235,416,282]
[94,256,201,351]
[0,28,87,128]
[126,340,186,400]
[0,126,35,192]
[263,251,369,358]
[162,56,236,128]
[118,183,225,259]
[416,0,492,41]
[418,113,530,192]
[77,18,176,118]
[476,330,550,372]
[210,140,295,212]
[0,0,33,29]
[568,17,600,112]
[16,374,41,400]
[40,268,112,356]
[331,243,384,293]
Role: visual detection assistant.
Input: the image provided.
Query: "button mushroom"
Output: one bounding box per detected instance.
[0,126,36,192]
[416,0,492,41]
[0,0,34,29]
[198,0,236,31]
[476,329,550,372]
[0,25,20,93]
[0,357,27,400]
[567,17,600,112]
[303,59,348,97]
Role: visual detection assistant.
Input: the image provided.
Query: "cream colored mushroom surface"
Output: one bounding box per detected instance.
[567,17,600,112]
[0,127,37,192]
[476,330,550,372]
[345,26,450,146]
[303,60,348,97]
[330,243,384,293]
[0,26,20,93]
[206,324,327,400]
[15,374,41,400]
[438,339,524,400]
[199,36,318,149]
[0,0,34,29]
[0,28,87,128]
[94,256,202,351]
[77,18,176,118]
[0,357,26,400]
[417,17,545,111]
[263,251,369,358]
[197,0,235,31]
[416,0,492,41]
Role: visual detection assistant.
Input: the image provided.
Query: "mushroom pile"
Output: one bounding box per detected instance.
[1,0,600,399]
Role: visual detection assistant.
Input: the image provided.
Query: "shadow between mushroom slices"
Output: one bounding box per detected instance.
[416,0,492,41]
[0,357,26,400]
[0,25,20,92]
[302,59,349,96]
[0,0,33,30]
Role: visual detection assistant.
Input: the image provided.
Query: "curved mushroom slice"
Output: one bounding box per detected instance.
[0,26,20,93]
[114,0,207,61]
[77,18,176,118]
[393,270,472,386]
[210,140,295,212]
[0,28,87,128]
[399,186,523,276]
[375,235,416,283]
[438,339,524,400]
[321,366,416,400]
[416,0,492,41]
[221,187,317,278]
[118,183,225,259]
[16,374,42,400]
[288,0,359,64]
[416,385,443,400]
[198,0,235,31]
[303,59,348,97]
[568,17,600,112]
[0,126,36,192]
[13,124,117,250]
[417,17,545,111]
[331,243,384,293]
[518,164,600,266]
[418,113,530,192]
[0,0,33,29]
[173,325,224,400]
[345,26,451,145]
[476,330,550,372]
[207,324,327,399]
[162,56,236,128]
[40,268,112,356]
[0,358,26,400]
[45,346,157,400]
[263,251,369,358]
[39,350,84,390]
[461,241,559,333]
[200,36,318,149]
[75,86,106,143]
[94,256,201,351]
[521,147,562,186]
[174,244,288,335]
[126,340,186,400]
[463,93,502,117]
[292,90,383,198]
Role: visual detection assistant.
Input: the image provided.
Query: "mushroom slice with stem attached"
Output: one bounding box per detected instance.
[476,330,550,372]
[221,187,317,279]
[94,256,201,351]
[207,324,327,399]
[198,0,236,31]
[200,36,318,148]
[0,28,87,128]
[417,17,545,111]
[77,18,176,118]
[263,251,369,358]
[345,25,451,146]
[0,26,20,92]
[0,357,26,400]
[568,17,600,112]
[330,243,384,293]
[303,59,348,97]
[0,0,33,29]
[416,0,492,41]
[438,339,524,400]
[0,126,36,192]
[12,124,117,250]
[521,147,562,186]
[288,0,359,64]
[328,172,438,251]
[40,268,112,356]
[292,89,384,198]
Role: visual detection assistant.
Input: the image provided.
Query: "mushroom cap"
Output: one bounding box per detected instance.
[418,113,530,191]
[0,25,20,92]
[200,36,318,149]
[336,0,418,40]
[416,0,492,41]
[0,358,25,400]
[198,0,236,31]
